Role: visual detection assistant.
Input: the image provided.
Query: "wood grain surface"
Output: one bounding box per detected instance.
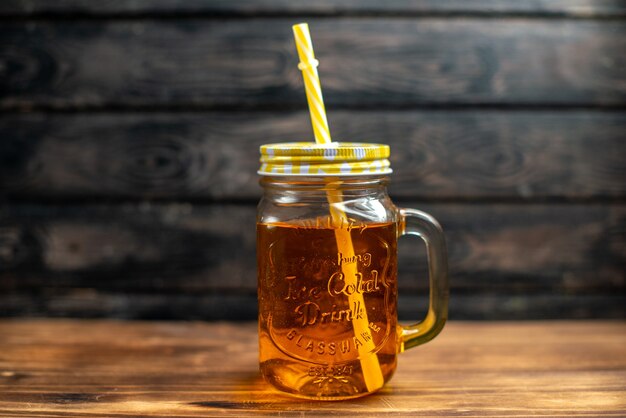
[2,111,624,200]
[1,203,624,319]
[1,1,625,321]
[2,0,626,17]
[2,19,625,109]
[3,292,626,322]
[0,319,624,417]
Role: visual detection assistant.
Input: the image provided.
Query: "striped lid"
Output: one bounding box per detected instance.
[258,142,392,176]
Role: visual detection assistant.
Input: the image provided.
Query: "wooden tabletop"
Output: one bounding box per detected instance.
[1,320,624,417]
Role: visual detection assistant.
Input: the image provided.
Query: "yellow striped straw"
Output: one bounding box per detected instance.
[292,22,384,393]
[292,23,332,145]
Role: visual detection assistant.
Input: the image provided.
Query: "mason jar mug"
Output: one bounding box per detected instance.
[257,142,448,399]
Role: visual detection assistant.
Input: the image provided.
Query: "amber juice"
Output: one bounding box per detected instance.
[257,219,398,399]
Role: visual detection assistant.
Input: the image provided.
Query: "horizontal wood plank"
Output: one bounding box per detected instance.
[1,19,625,109]
[2,0,626,17]
[2,111,624,200]
[0,320,624,416]
[1,203,623,320]
[1,292,624,321]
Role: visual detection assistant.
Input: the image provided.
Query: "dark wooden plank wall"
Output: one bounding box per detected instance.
[1,1,624,320]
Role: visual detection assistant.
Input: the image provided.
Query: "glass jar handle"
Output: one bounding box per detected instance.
[397,208,449,351]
